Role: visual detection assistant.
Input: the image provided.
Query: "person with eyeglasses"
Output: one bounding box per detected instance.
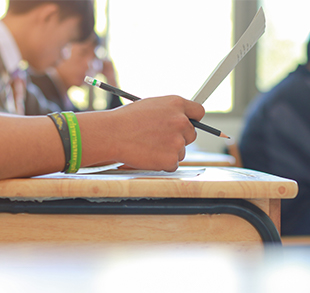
[0,0,94,115]
[29,31,122,113]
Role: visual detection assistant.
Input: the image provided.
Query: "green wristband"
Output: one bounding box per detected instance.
[62,111,82,173]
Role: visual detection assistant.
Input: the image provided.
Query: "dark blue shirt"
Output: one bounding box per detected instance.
[239,64,310,236]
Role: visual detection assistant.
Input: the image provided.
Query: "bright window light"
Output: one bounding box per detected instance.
[257,0,310,92]
[0,0,7,18]
[67,86,88,110]
[108,0,233,112]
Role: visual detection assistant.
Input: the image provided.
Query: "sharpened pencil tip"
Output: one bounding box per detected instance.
[84,76,93,85]
[220,132,230,139]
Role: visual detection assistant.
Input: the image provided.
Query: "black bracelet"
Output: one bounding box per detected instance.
[47,112,71,173]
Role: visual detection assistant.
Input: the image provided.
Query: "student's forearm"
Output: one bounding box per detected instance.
[0,113,115,179]
[0,115,65,179]
[0,95,206,179]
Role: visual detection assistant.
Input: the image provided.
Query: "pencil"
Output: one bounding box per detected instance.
[84,76,230,139]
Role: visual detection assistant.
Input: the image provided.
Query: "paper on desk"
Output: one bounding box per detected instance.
[37,167,205,179]
[34,166,205,179]
[96,167,205,178]
[192,7,265,105]
[77,162,124,174]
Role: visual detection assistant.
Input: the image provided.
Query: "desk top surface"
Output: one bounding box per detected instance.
[0,167,298,200]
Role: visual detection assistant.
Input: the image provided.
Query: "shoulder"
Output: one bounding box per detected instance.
[25,82,61,115]
[30,73,56,94]
[246,66,310,120]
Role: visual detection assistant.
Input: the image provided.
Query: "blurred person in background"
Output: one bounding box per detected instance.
[0,0,94,114]
[239,37,310,236]
[30,31,122,112]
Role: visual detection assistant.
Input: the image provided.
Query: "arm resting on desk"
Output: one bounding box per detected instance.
[0,96,205,179]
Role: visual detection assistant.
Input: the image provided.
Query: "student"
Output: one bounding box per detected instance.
[0,0,206,181]
[30,31,122,112]
[0,0,94,114]
[239,37,310,236]
[0,96,205,180]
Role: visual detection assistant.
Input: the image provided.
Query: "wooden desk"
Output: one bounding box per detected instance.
[181,151,236,166]
[0,167,297,245]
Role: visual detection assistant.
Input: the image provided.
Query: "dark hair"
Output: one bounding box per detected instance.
[8,0,94,41]
[84,31,101,47]
[93,32,101,47]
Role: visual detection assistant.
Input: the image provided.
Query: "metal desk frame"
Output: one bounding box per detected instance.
[0,198,281,245]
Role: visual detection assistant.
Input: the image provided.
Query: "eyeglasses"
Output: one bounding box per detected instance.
[60,44,72,60]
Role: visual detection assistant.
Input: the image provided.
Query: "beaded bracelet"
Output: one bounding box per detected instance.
[62,111,82,173]
[47,112,71,172]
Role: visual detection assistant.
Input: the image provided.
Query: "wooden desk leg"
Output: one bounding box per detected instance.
[269,199,281,234]
[0,198,281,245]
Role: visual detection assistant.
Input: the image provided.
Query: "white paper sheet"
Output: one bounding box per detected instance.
[96,167,205,178]
[77,162,124,174]
[192,7,266,105]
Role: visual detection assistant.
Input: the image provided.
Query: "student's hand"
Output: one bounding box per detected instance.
[79,95,205,172]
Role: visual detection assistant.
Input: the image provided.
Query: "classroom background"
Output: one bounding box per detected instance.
[0,0,309,152]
